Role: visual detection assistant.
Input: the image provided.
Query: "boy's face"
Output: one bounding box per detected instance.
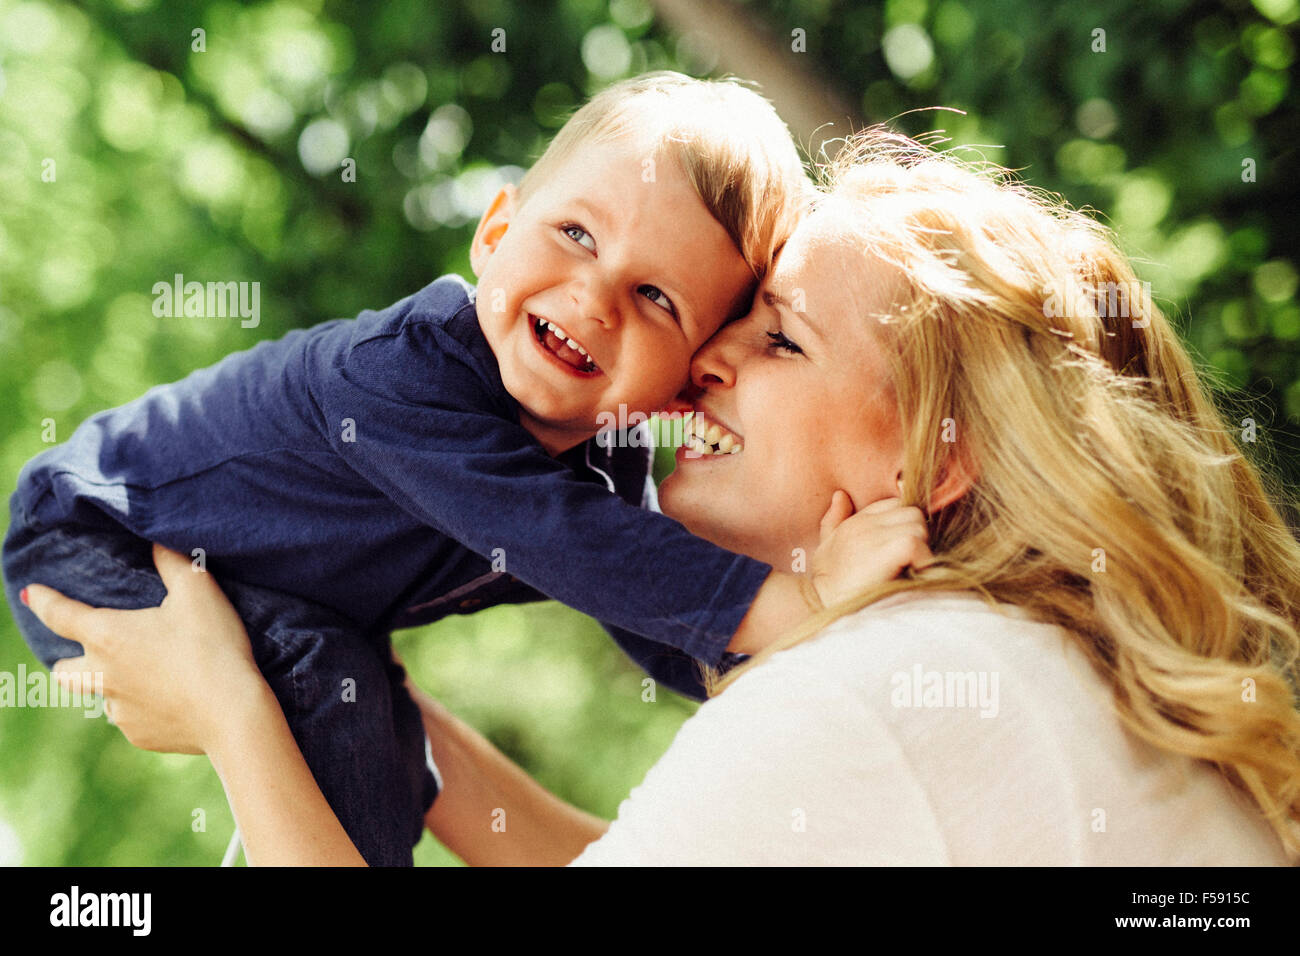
[471,134,756,454]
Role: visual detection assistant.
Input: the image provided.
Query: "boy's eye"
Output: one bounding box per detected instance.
[638,284,677,317]
[562,224,596,253]
[766,330,803,355]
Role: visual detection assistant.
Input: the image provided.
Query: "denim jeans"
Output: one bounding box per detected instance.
[2,493,439,867]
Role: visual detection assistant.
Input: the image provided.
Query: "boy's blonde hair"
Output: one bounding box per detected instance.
[711,127,1300,860]
[517,71,809,280]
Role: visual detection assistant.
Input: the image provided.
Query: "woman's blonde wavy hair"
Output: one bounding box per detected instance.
[708,127,1300,860]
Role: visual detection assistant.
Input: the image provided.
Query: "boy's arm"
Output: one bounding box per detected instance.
[324,314,928,666]
[602,623,720,700]
[728,570,822,654]
[322,320,781,666]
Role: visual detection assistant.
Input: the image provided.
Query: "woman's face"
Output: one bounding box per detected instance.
[658,208,907,569]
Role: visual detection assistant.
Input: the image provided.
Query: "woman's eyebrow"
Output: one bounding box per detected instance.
[762,290,823,343]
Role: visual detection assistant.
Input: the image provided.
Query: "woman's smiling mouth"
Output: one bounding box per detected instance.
[531,314,601,375]
[682,408,743,456]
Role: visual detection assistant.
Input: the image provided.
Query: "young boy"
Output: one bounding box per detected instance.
[4,73,821,865]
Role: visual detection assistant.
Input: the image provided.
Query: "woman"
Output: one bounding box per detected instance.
[24,129,1300,865]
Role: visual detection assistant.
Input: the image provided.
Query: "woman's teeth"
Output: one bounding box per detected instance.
[685,411,742,455]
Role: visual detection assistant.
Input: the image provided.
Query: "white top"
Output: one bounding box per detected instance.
[570,591,1288,866]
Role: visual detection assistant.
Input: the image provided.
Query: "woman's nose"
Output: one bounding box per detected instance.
[689,321,743,390]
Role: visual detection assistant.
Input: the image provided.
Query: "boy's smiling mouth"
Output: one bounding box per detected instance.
[530,314,601,375]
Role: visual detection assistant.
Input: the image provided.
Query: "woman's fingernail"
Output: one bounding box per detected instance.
[19,587,30,606]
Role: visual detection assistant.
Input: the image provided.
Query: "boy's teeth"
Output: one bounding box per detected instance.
[717,434,735,453]
[543,320,590,358]
[537,317,597,370]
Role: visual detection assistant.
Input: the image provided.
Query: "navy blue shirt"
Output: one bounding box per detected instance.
[15,276,772,675]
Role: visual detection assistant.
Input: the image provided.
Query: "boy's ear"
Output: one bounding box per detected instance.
[470,184,517,277]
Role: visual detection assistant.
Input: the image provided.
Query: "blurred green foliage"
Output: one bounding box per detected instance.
[0,0,1295,865]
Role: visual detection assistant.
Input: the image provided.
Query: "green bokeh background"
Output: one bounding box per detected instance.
[0,0,1296,865]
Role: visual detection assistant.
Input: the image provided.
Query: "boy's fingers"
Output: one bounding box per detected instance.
[22,584,105,647]
[871,505,927,524]
[860,496,906,515]
[911,540,936,569]
[819,490,855,541]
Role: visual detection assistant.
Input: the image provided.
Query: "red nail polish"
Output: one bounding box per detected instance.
[19,587,29,606]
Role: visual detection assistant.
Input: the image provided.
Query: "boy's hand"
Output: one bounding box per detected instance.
[725,493,933,657]
[809,492,933,608]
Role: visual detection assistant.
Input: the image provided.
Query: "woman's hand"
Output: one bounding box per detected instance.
[810,492,934,607]
[23,543,365,865]
[23,543,266,755]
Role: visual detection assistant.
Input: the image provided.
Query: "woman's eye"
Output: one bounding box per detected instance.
[562,224,596,252]
[638,284,677,316]
[766,330,803,354]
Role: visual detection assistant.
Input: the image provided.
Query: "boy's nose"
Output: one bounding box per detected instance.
[570,278,620,331]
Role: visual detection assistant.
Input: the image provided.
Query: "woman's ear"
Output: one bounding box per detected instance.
[927,448,977,513]
[469,184,517,277]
